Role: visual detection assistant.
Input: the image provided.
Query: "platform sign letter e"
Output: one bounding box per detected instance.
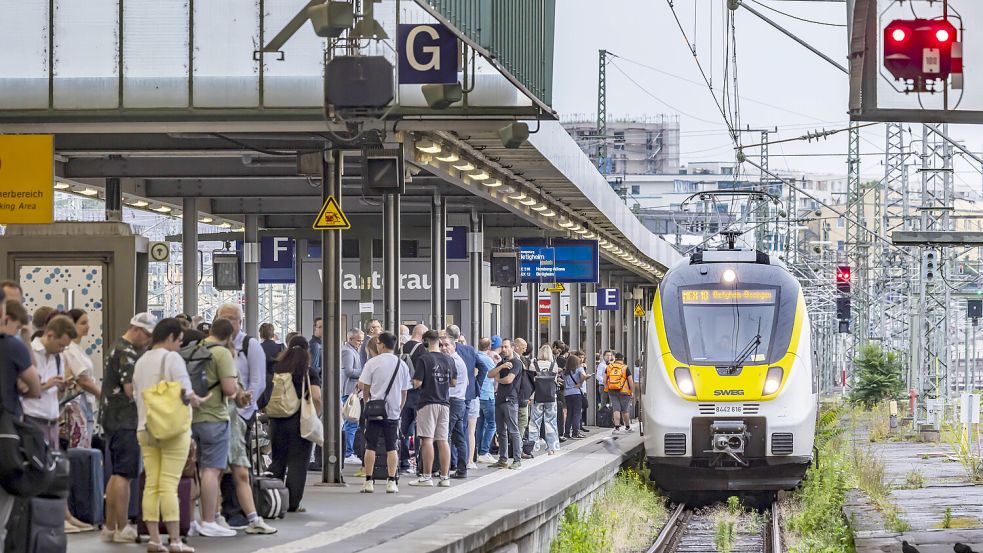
[398,24,457,85]
[597,288,620,311]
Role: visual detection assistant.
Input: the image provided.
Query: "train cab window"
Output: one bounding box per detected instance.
[678,288,779,366]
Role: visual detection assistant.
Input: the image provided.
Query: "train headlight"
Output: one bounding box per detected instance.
[674,367,696,397]
[722,269,737,283]
[762,367,784,395]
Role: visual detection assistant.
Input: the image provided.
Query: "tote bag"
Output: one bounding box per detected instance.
[300,374,324,446]
[143,356,191,441]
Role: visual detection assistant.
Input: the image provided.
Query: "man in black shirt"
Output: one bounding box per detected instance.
[398,324,428,473]
[488,339,523,469]
[409,330,457,487]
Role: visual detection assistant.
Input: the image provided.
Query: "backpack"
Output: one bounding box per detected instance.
[605,362,630,394]
[533,360,558,404]
[400,342,422,373]
[180,341,224,398]
[265,373,301,418]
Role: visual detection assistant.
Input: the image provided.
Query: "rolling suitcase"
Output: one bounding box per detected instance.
[137,475,193,537]
[371,431,398,481]
[67,448,105,525]
[4,496,67,553]
[597,406,614,428]
[251,418,289,519]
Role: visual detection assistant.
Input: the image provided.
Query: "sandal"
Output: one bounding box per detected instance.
[147,543,167,553]
[169,543,195,553]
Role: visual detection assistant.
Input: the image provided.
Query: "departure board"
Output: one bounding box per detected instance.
[681,289,776,305]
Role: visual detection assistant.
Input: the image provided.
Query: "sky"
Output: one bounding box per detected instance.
[551,0,983,195]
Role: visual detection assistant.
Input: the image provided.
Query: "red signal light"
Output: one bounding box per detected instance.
[935,28,950,42]
[891,28,907,42]
[836,266,852,283]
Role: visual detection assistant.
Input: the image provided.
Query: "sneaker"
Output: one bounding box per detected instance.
[214,514,232,530]
[361,480,375,493]
[100,527,115,542]
[188,521,200,537]
[493,459,510,469]
[225,514,249,530]
[64,521,82,534]
[467,462,478,470]
[558,436,568,443]
[198,521,237,538]
[623,427,634,433]
[509,460,523,470]
[400,467,415,475]
[438,478,451,487]
[408,477,434,487]
[477,453,497,464]
[354,468,366,478]
[612,428,621,435]
[386,480,399,494]
[533,442,542,452]
[245,517,278,535]
[113,525,138,543]
[345,455,362,465]
[450,471,468,479]
[570,434,585,440]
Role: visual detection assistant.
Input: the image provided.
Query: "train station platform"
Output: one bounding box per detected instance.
[67,429,642,553]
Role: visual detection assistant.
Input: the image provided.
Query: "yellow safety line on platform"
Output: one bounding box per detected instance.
[255,429,622,553]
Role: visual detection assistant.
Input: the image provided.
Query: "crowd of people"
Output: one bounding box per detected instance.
[0,276,639,552]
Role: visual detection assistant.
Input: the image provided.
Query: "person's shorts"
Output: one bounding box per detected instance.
[192,421,230,470]
[416,403,450,440]
[106,428,140,479]
[227,407,251,468]
[365,419,399,452]
[467,398,480,421]
[609,393,632,413]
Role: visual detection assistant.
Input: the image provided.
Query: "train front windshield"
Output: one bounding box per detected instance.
[678,288,779,366]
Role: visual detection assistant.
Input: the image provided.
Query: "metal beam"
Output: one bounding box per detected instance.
[64,156,301,179]
[892,231,983,246]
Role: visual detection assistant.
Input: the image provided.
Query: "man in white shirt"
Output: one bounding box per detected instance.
[597,350,613,408]
[440,335,471,478]
[24,315,76,448]
[357,332,411,494]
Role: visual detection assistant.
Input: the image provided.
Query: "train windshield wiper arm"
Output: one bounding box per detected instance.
[728,334,762,374]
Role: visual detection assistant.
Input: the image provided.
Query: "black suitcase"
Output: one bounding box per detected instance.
[40,452,70,499]
[251,418,289,519]
[67,447,105,525]
[5,496,67,553]
[597,406,614,428]
[371,432,398,481]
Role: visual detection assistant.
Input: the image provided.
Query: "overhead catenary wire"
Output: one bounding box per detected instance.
[745,0,847,27]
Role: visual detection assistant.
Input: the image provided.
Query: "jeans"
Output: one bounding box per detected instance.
[0,485,12,547]
[269,413,313,511]
[495,401,521,462]
[341,394,358,458]
[398,392,419,469]
[527,402,560,452]
[475,398,497,455]
[581,390,589,428]
[518,403,530,438]
[564,394,584,437]
[137,430,191,523]
[448,398,468,472]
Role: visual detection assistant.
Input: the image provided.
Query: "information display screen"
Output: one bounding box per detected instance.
[517,239,599,283]
[681,289,776,305]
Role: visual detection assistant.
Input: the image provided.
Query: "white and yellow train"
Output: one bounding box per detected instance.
[642,246,817,494]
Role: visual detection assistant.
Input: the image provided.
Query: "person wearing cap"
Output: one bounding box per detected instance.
[100,312,156,544]
[489,335,503,365]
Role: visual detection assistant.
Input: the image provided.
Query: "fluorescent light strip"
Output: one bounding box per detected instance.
[415,140,442,154]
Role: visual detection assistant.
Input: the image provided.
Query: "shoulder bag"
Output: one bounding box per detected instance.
[363,358,401,421]
[143,354,192,441]
[300,373,324,446]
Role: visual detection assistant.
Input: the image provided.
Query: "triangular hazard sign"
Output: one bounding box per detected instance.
[312,195,350,230]
[633,304,645,317]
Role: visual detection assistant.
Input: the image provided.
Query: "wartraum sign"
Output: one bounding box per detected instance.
[301,259,475,302]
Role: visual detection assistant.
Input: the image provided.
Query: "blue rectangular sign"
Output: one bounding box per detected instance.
[397,24,458,85]
[517,239,599,283]
[596,288,620,311]
[238,237,296,284]
[446,226,468,259]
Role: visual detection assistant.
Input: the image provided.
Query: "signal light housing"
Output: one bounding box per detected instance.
[835,265,852,294]
[883,18,960,92]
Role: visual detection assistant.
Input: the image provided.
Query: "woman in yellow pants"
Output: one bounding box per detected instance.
[133,318,207,552]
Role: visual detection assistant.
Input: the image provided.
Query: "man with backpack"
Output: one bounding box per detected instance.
[398,324,427,475]
[0,289,42,547]
[408,330,457,487]
[604,353,634,433]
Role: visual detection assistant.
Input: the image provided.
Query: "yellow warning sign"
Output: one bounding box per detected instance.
[633,304,645,317]
[545,283,565,293]
[312,195,351,230]
[0,135,54,224]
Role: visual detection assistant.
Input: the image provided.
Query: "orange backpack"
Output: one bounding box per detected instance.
[605,362,630,394]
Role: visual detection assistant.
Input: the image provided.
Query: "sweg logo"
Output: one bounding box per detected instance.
[713,389,745,396]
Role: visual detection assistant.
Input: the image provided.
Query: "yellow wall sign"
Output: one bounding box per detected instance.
[0,135,54,224]
[633,304,645,317]
[545,283,565,293]
[312,195,351,230]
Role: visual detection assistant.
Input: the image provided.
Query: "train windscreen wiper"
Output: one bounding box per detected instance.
[726,334,761,375]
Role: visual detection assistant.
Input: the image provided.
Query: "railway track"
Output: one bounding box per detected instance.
[647,501,782,553]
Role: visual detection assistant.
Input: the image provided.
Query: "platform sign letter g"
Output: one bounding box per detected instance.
[407,26,441,71]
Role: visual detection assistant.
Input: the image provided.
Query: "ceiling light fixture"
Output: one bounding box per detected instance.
[541,209,556,217]
[199,217,214,224]
[470,170,490,181]
[128,200,150,208]
[54,182,70,190]
[78,188,99,196]
[520,197,537,206]
[559,218,575,228]
[453,160,475,172]
[435,151,459,162]
[509,191,527,200]
[415,139,442,154]
[219,222,232,229]
[483,179,503,188]
[152,205,172,213]
[531,203,548,212]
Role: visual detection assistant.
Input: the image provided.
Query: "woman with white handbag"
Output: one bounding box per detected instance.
[266,336,322,513]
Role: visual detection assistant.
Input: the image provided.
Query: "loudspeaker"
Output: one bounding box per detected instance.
[421,82,463,110]
[498,122,530,149]
[307,2,354,38]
